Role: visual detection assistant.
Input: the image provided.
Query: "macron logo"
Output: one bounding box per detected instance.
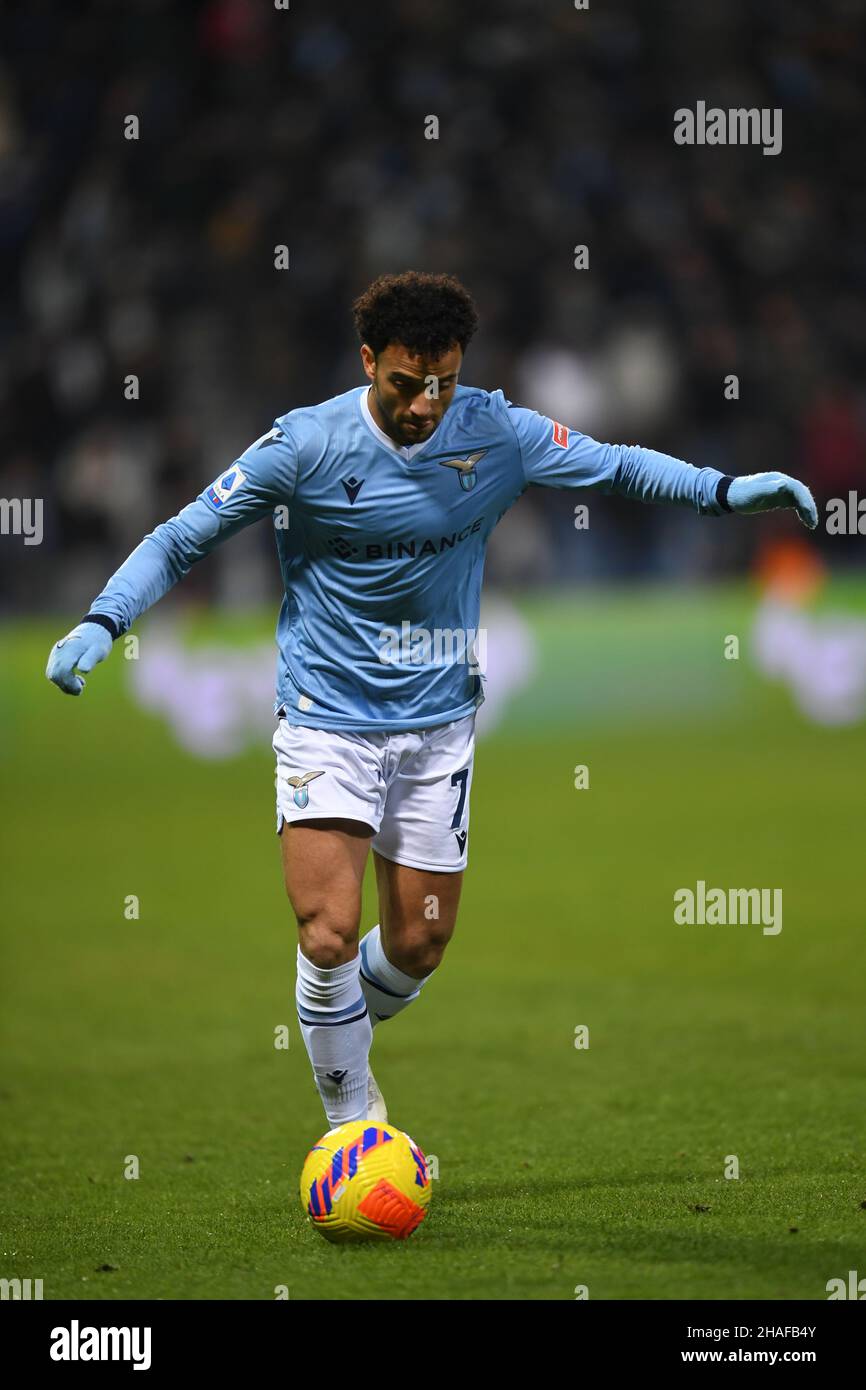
[341,476,365,505]
[50,1320,152,1371]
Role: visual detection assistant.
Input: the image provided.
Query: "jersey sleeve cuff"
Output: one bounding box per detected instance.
[716,476,735,513]
[81,613,122,641]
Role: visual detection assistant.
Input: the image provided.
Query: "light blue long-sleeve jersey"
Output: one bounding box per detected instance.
[88,384,728,731]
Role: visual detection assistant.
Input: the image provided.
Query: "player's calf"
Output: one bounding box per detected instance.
[281,820,373,1123]
[359,857,463,1026]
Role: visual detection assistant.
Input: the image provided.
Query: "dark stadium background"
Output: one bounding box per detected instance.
[1,0,865,1305]
[2,0,865,611]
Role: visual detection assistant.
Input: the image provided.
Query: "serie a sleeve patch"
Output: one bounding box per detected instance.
[205,465,247,510]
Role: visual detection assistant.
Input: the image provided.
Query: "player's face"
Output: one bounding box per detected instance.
[361,342,462,447]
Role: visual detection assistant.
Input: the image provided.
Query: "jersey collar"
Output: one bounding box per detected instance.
[359,386,443,461]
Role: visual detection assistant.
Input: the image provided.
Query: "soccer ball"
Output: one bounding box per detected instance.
[300,1120,431,1242]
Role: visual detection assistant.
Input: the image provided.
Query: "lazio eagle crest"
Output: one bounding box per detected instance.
[438,449,487,491]
[286,770,325,809]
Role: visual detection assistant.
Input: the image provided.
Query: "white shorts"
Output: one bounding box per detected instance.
[272,712,475,872]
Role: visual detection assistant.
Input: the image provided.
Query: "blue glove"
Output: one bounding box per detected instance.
[46,620,114,696]
[726,471,818,529]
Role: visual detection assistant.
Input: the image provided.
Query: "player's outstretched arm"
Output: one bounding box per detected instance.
[46,423,298,696]
[506,401,817,528]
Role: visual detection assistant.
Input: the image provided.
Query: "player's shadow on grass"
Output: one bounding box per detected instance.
[442,1175,709,1201]
[443,1166,841,1202]
[426,1205,863,1273]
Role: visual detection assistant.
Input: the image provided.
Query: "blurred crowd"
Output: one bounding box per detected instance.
[2,0,865,616]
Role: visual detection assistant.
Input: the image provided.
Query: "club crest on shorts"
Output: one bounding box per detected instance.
[286,770,325,809]
[438,449,487,491]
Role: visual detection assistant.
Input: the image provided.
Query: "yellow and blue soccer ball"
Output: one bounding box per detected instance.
[300,1120,431,1242]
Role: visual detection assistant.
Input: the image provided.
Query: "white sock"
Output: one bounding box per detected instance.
[295,947,372,1125]
[359,924,434,1027]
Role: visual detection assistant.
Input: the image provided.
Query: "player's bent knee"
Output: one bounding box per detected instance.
[388,934,451,978]
[295,907,360,969]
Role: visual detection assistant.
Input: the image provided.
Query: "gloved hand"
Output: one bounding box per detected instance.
[726,472,818,529]
[46,621,114,695]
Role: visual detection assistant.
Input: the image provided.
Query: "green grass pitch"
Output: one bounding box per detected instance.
[2,593,864,1300]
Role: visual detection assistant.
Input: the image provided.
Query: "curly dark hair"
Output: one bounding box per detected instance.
[352,271,480,357]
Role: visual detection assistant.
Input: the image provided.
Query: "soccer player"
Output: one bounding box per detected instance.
[46,272,817,1128]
